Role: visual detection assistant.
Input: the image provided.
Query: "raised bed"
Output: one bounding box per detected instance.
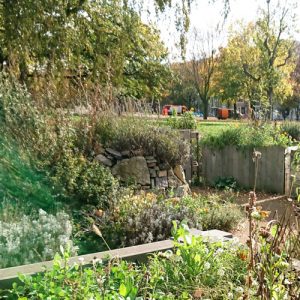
[0,229,232,289]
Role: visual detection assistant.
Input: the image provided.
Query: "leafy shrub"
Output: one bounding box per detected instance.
[78,192,244,251]
[95,116,190,166]
[5,226,248,300]
[201,123,292,149]
[80,192,199,249]
[166,112,197,129]
[280,121,300,141]
[180,194,244,232]
[147,224,247,299]
[52,151,119,207]
[214,176,238,190]
[0,204,76,268]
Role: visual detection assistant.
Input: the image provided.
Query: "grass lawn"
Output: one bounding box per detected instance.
[197,120,244,137]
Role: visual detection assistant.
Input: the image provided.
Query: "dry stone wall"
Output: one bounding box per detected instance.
[95,148,190,196]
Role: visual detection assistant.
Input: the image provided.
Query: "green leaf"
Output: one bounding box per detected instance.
[119,283,128,297]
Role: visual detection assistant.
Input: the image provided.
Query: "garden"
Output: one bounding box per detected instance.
[1,0,300,299]
[1,73,300,299]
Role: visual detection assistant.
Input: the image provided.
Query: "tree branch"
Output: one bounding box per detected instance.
[242,64,261,82]
[276,48,293,68]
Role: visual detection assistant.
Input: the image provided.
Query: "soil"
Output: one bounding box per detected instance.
[191,186,279,205]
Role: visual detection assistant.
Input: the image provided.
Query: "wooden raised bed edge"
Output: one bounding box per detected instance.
[0,229,232,289]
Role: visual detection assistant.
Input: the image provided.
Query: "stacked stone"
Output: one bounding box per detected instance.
[94,148,190,196]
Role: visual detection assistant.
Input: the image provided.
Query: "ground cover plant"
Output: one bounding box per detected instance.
[3,190,299,300]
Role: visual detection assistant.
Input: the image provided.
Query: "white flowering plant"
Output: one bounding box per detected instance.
[0,208,76,268]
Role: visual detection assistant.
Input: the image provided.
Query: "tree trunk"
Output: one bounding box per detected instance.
[233,101,237,119]
[203,99,209,119]
[267,87,273,120]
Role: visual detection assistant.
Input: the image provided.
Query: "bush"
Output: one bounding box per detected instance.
[78,192,244,251]
[52,151,119,207]
[214,176,238,190]
[95,116,190,166]
[201,122,292,149]
[80,192,199,249]
[181,194,244,232]
[166,112,197,129]
[280,122,300,141]
[0,203,76,268]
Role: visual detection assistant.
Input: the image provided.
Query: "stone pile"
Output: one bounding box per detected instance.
[95,148,190,196]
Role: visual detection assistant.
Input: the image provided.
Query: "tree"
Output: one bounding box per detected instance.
[214,22,264,117]
[189,30,217,119]
[242,0,296,119]
[164,62,199,108]
[0,1,172,104]
[215,0,296,120]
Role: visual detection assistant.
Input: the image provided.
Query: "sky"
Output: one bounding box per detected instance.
[145,0,300,61]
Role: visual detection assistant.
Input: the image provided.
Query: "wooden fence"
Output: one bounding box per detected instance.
[202,146,287,194]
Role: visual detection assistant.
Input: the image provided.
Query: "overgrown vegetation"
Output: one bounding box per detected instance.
[95,116,190,166]
[76,192,243,251]
[280,121,300,141]
[166,112,197,130]
[201,122,293,149]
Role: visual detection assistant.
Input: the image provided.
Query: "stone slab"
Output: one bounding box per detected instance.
[94,154,113,167]
[105,148,122,159]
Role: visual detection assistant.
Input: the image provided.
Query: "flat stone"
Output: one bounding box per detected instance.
[146,159,157,164]
[112,156,150,185]
[157,170,167,177]
[145,156,155,160]
[94,154,113,167]
[121,150,130,158]
[142,185,151,190]
[105,148,122,159]
[201,229,233,239]
[174,165,186,183]
[156,176,168,189]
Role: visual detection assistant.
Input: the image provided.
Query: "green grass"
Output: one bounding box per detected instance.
[0,132,59,211]
[197,121,244,137]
